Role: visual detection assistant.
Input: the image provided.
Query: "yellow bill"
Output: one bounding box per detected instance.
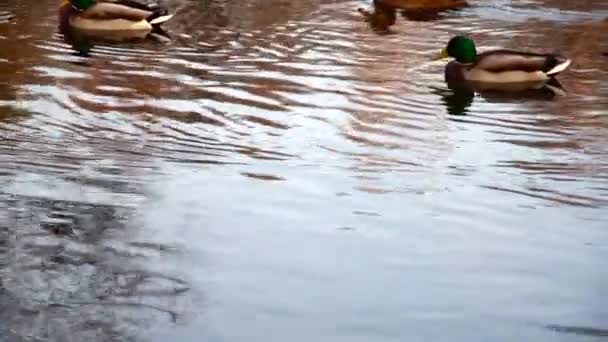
[434,48,449,60]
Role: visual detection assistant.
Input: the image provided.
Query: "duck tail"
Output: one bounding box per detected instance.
[544,78,566,96]
[148,12,173,25]
[142,3,172,26]
[546,58,571,76]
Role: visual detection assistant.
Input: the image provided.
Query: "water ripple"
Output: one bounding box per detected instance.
[1,0,608,341]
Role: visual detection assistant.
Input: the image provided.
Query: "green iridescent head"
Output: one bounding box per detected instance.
[436,35,478,64]
[70,0,94,11]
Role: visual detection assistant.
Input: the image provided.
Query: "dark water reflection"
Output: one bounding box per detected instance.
[1,0,608,341]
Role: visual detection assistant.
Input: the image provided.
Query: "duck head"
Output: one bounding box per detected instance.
[436,35,477,64]
[62,0,94,11]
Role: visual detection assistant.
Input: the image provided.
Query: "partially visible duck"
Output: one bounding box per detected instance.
[359,0,467,24]
[376,0,467,12]
[59,0,173,40]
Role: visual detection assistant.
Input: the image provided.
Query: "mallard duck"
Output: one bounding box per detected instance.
[435,35,571,91]
[59,0,173,40]
[376,0,467,11]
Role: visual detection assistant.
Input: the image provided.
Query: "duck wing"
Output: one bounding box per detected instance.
[79,2,153,21]
[474,50,571,75]
[107,0,172,24]
[102,0,167,13]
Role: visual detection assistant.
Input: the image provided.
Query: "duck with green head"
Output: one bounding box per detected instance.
[59,0,173,40]
[435,35,571,91]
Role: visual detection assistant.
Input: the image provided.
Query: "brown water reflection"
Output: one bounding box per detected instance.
[1,0,608,341]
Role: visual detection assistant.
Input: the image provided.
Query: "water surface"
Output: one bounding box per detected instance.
[0,0,607,341]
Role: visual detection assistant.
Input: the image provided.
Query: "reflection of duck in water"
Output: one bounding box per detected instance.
[435,35,571,93]
[434,78,566,116]
[58,0,173,42]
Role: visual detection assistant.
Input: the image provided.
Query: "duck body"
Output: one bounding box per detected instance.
[60,0,173,40]
[438,36,571,92]
[376,0,467,11]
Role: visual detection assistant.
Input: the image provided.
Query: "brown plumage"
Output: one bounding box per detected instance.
[473,50,563,73]
[375,0,467,11]
[78,3,154,21]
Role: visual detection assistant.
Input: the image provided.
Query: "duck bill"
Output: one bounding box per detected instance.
[434,48,449,60]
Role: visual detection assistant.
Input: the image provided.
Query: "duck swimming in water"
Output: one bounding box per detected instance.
[59,0,173,40]
[359,0,467,24]
[376,0,467,12]
[436,35,571,92]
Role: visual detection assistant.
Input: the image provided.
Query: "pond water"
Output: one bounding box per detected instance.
[0,0,607,341]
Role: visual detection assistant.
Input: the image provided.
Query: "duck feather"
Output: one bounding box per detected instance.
[474,50,568,73]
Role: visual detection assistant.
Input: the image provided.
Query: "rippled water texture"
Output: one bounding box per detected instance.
[1,0,607,341]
